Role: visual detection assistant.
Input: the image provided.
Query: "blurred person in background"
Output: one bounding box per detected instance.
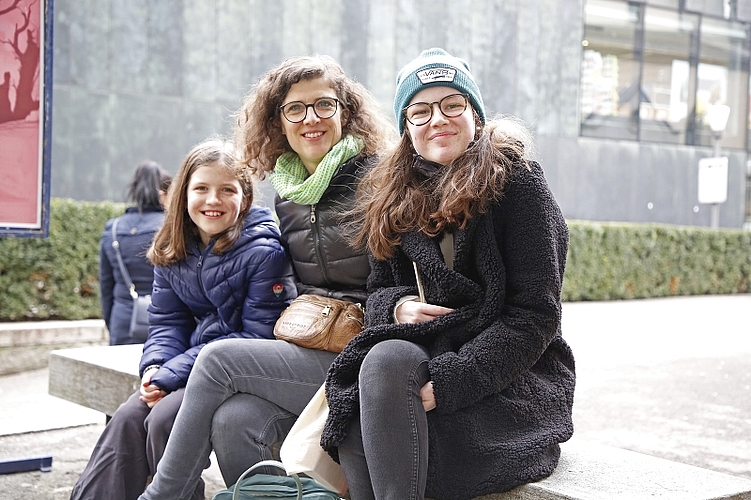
[98,160,172,345]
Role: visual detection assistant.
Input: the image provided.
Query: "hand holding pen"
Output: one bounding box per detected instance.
[394,262,454,324]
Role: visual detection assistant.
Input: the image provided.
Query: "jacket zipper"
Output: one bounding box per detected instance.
[310,204,332,285]
[196,249,206,294]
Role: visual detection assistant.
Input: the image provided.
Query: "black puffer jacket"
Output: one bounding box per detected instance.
[322,161,575,500]
[274,153,372,304]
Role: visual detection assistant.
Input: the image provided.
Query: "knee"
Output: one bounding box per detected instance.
[194,339,240,375]
[143,392,181,439]
[211,395,249,440]
[360,340,429,389]
[109,393,149,430]
[194,340,224,370]
[211,394,292,461]
[143,404,176,440]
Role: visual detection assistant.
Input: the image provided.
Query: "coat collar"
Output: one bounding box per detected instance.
[399,214,491,306]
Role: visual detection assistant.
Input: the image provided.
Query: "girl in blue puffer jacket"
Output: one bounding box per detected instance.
[70,138,297,500]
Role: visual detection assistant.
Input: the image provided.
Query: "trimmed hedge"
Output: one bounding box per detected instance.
[563,221,751,301]
[0,200,749,321]
[0,198,124,321]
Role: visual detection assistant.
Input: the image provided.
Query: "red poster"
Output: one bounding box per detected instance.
[0,0,49,235]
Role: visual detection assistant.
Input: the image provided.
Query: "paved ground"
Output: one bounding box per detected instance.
[0,294,749,499]
[0,369,226,500]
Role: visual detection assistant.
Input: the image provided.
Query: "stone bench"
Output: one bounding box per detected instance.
[48,344,142,418]
[48,345,751,499]
[494,440,751,499]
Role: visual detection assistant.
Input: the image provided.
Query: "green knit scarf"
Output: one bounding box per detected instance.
[270,135,364,205]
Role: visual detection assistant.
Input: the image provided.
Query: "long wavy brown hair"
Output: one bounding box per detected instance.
[148,138,254,266]
[354,114,533,260]
[233,55,394,179]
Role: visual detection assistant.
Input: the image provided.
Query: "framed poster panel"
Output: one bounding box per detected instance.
[0,0,52,237]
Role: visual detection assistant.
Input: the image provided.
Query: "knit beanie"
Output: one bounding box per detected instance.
[394,48,486,135]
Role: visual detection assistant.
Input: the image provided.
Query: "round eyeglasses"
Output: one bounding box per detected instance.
[403,93,469,127]
[280,97,340,123]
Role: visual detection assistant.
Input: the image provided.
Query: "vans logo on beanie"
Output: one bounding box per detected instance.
[393,48,486,134]
[416,67,456,84]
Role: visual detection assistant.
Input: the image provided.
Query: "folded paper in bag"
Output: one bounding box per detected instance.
[280,384,347,496]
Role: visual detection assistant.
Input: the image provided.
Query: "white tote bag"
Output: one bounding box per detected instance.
[280,383,348,496]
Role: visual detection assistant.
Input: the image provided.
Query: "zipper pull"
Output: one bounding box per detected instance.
[310,205,316,224]
[321,305,331,316]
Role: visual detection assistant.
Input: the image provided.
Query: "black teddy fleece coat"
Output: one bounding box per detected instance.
[321,161,576,500]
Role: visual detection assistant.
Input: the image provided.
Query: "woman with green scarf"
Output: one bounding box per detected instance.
[138,55,394,500]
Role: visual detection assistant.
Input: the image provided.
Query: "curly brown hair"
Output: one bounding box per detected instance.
[353,114,532,260]
[233,55,394,179]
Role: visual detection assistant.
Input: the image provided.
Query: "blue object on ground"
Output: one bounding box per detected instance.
[0,455,52,474]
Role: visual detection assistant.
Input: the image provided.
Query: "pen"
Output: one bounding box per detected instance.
[413,261,426,303]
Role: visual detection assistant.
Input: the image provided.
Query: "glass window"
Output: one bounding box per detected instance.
[646,0,679,9]
[685,0,729,18]
[580,0,750,150]
[693,18,749,149]
[639,8,698,144]
[580,0,641,140]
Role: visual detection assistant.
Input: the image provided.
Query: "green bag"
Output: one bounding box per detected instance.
[212,460,341,500]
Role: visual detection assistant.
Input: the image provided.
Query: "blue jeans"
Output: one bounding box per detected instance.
[138,338,337,500]
[338,339,431,500]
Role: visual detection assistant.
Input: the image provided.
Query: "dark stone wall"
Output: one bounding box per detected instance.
[49,0,748,227]
[538,135,748,227]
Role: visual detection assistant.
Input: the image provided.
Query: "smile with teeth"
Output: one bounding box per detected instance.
[202,211,224,217]
[303,131,324,138]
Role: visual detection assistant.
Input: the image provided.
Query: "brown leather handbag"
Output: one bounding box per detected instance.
[273,294,364,353]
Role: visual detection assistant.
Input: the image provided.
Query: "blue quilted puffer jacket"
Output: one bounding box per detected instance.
[139,205,296,393]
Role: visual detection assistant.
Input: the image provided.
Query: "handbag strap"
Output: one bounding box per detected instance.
[233,460,303,500]
[111,217,139,300]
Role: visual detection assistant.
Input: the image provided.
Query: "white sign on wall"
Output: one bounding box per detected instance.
[697,157,729,204]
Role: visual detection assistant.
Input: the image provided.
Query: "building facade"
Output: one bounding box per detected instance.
[50,0,751,227]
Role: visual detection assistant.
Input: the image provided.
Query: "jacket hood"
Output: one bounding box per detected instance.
[238,205,282,244]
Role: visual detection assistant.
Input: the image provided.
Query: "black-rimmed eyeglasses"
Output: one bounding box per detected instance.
[403,93,469,127]
[280,97,340,123]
